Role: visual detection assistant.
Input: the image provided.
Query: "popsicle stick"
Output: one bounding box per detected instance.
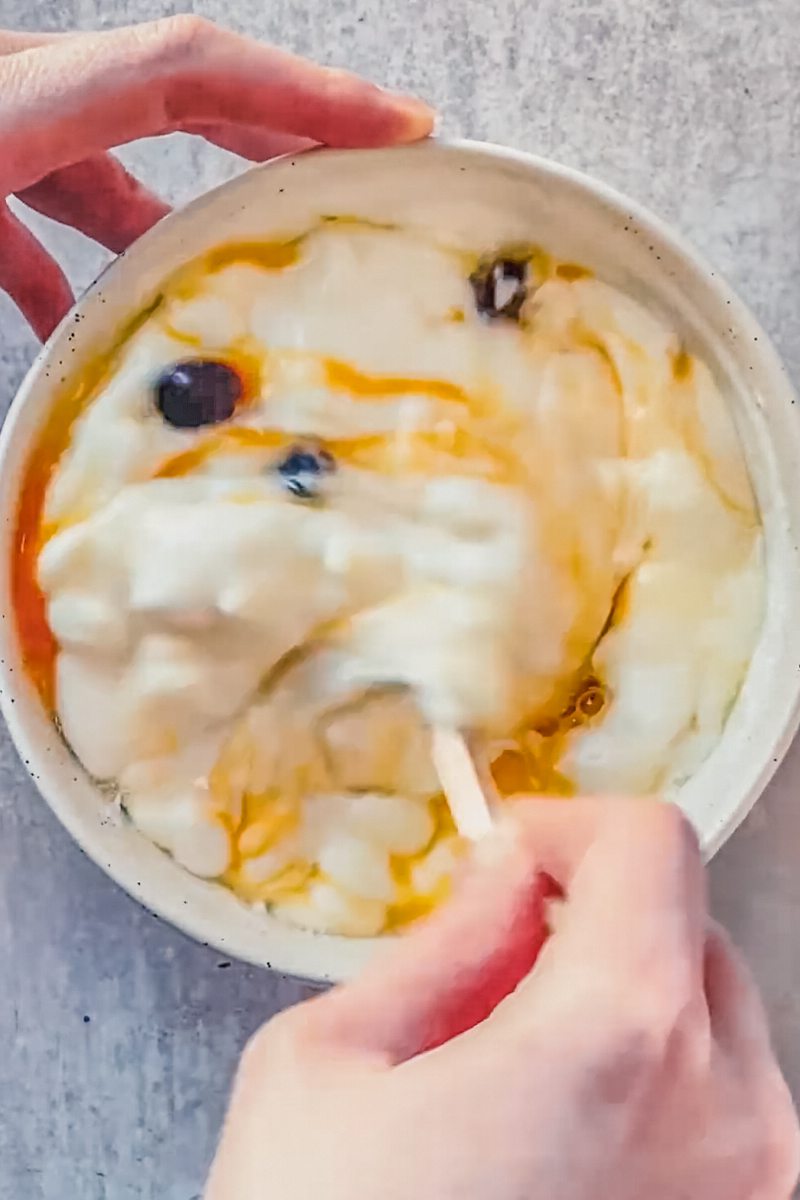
[431,726,495,841]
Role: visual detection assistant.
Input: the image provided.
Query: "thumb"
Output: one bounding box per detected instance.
[304,827,556,1064]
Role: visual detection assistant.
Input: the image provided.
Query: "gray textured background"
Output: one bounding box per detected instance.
[0,1,799,1197]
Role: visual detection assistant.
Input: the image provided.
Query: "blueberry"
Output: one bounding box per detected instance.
[155,359,243,428]
[276,444,335,500]
[469,256,529,321]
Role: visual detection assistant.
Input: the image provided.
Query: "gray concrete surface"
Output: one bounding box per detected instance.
[0,0,798,1196]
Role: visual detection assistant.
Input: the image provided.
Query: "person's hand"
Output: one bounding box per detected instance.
[0,17,433,340]
[206,799,799,1200]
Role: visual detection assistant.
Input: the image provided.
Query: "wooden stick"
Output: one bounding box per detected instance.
[431,726,495,841]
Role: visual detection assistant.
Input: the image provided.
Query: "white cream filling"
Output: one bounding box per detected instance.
[33,221,762,934]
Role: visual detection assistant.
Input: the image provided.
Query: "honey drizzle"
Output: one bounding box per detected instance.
[323,357,471,406]
[487,672,609,800]
[555,262,593,282]
[153,422,520,485]
[671,346,694,382]
[12,445,58,711]
[203,238,303,275]
[12,295,165,710]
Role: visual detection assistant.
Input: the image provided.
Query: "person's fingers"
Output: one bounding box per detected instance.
[1,16,434,193]
[0,203,73,339]
[185,122,316,162]
[16,153,170,254]
[704,921,774,1060]
[303,834,556,1064]
[704,923,800,1197]
[479,798,707,1031]
[0,34,317,164]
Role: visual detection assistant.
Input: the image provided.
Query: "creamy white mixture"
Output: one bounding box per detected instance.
[32,220,763,935]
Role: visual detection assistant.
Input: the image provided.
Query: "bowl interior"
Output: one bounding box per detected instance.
[1,140,799,982]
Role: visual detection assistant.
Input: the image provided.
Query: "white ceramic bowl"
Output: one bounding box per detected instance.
[2,140,799,983]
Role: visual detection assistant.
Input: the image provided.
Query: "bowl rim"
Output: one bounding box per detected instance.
[1,135,799,979]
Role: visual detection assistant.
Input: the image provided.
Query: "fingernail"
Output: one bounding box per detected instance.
[389,93,437,138]
[473,820,519,869]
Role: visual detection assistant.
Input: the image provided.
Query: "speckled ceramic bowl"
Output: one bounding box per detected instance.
[1,140,799,982]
